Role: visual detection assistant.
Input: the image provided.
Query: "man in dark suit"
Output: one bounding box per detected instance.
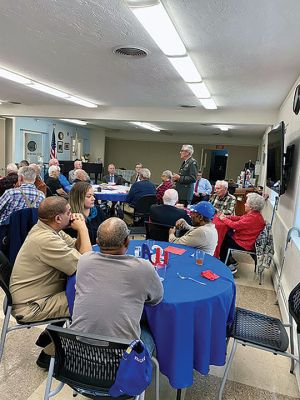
[172,144,198,206]
[103,164,123,185]
[150,189,191,226]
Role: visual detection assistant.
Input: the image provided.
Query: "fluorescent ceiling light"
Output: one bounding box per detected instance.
[0,67,32,85]
[219,126,229,131]
[130,3,186,56]
[0,66,98,108]
[168,56,202,82]
[65,96,98,108]
[187,82,210,98]
[130,121,161,132]
[199,98,217,110]
[60,119,87,126]
[27,82,69,98]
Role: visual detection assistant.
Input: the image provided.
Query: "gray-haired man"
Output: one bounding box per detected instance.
[173,144,198,206]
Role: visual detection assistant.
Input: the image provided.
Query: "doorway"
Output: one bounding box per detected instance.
[209,150,228,183]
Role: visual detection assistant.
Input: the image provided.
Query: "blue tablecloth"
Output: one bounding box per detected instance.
[94,191,128,202]
[66,240,236,389]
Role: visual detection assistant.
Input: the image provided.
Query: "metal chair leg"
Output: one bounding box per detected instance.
[289,315,295,373]
[218,339,237,400]
[224,248,232,265]
[44,357,55,400]
[152,356,160,400]
[0,305,11,362]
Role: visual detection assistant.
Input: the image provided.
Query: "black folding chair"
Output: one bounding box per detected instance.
[218,282,300,399]
[133,195,157,226]
[145,221,172,242]
[0,252,69,363]
[44,325,160,400]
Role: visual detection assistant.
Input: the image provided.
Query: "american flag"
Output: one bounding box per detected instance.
[50,127,57,159]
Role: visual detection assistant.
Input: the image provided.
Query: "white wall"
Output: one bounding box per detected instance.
[89,127,106,163]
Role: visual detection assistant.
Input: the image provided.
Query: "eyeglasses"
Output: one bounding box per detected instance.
[180,149,188,152]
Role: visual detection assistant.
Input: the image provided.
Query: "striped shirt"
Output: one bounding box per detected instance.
[0,183,45,225]
[209,193,236,215]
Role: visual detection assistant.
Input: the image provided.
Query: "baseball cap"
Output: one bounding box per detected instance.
[189,201,215,220]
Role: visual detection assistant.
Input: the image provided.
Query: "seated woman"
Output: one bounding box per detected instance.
[219,192,266,274]
[67,182,106,244]
[156,170,173,203]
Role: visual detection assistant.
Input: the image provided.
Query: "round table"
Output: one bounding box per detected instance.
[67,240,236,390]
[135,240,235,389]
[92,184,128,202]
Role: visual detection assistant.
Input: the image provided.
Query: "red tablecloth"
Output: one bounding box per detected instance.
[213,215,229,258]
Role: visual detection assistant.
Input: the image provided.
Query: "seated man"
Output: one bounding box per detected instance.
[209,180,236,215]
[169,201,218,255]
[130,162,143,184]
[9,197,91,366]
[46,158,70,190]
[71,217,163,351]
[150,189,191,227]
[69,160,83,183]
[0,166,45,225]
[192,170,212,203]
[73,168,90,183]
[46,165,69,198]
[103,163,123,185]
[0,163,18,196]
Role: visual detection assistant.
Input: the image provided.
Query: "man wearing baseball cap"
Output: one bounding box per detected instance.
[169,201,218,255]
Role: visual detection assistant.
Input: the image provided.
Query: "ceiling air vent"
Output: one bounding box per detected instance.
[9,101,22,104]
[113,46,148,58]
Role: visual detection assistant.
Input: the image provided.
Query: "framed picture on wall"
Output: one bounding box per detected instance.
[64,142,70,150]
[57,141,63,153]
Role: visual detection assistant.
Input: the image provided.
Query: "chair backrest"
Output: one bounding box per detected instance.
[134,195,157,215]
[0,251,13,306]
[288,282,300,333]
[145,221,171,241]
[46,325,131,395]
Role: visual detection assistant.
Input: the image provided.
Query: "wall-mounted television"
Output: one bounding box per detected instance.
[266,121,294,195]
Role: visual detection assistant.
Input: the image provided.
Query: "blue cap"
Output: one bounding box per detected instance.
[189,201,215,220]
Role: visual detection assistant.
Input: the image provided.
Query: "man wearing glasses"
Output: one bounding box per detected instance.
[172,144,198,206]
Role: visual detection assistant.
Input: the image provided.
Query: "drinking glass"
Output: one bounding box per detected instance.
[195,250,205,266]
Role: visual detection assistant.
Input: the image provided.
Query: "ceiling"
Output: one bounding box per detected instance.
[1,0,300,140]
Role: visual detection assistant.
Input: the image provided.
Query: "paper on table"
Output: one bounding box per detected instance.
[163,246,186,255]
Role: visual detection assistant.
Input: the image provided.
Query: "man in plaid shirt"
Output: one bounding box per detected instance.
[209,180,236,215]
[0,166,45,225]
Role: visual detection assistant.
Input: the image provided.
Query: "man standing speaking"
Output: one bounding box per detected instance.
[172,144,198,205]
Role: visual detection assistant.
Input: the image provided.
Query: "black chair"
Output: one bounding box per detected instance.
[145,221,172,242]
[224,223,274,285]
[218,282,300,399]
[0,252,69,363]
[44,325,160,400]
[133,195,157,226]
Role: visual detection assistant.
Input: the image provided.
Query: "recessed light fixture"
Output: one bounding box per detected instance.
[130,2,186,56]
[127,1,217,109]
[168,56,202,82]
[60,119,88,126]
[199,98,217,110]
[130,121,161,132]
[0,66,98,108]
[219,125,229,131]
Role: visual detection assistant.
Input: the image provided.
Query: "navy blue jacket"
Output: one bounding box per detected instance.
[126,180,156,207]
[150,204,191,227]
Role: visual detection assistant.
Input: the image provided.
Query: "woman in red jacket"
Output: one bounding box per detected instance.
[219,193,265,274]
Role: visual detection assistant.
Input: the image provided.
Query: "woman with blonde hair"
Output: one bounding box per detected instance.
[68,182,106,244]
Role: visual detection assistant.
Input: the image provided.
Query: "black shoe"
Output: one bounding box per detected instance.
[35,331,52,348]
[36,350,51,370]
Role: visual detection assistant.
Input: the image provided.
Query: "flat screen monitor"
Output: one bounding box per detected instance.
[266,121,285,195]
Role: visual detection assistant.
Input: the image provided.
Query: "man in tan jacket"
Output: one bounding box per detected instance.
[9,196,91,368]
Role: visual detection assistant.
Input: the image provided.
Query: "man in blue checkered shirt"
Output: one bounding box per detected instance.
[0,166,45,225]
